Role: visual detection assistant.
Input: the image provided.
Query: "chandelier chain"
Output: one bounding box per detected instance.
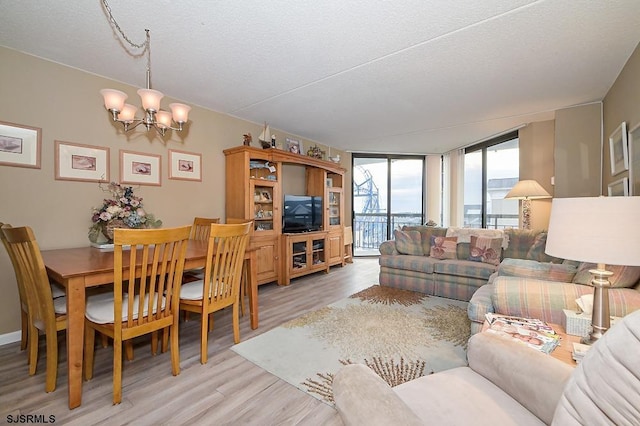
[101,0,147,50]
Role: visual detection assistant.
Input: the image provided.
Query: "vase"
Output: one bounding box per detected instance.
[102,219,129,243]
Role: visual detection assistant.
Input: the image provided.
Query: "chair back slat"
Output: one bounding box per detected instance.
[202,222,251,307]
[190,217,220,242]
[113,226,191,332]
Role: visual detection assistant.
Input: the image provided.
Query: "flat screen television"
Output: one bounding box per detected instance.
[282,194,323,233]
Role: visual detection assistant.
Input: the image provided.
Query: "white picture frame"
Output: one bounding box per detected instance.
[168,149,202,181]
[628,122,640,196]
[608,177,629,197]
[120,150,161,186]
[55,141,110,182]
[0,120,41,169]
[609,121,629,176]
[286,137,302,155]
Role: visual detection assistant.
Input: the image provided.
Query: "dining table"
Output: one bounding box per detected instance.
[41,239,258,409]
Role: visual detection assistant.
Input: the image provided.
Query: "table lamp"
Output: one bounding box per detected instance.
[504,180,551,229]
[545,196,640,344]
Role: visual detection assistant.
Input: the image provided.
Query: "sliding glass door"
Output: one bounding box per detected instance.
[352,155,424,256]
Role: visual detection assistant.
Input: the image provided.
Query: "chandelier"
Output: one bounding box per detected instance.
[99,1,191,136]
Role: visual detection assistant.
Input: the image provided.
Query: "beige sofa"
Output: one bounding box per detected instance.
[333,309,640,425]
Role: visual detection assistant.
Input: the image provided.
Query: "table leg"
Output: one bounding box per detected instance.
[247,250,259,329]
[66,277,86,409]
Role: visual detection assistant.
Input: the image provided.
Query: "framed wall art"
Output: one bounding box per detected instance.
[55,141,109,182]
[609,121,628,176]
[286,137,302,155]
[628,122,640,196]
[168,149,202,181]
[0,120,41,169]
[120,150,161,186]
[608,177,629,197]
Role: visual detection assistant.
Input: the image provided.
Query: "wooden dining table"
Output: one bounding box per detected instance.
[41,240,258,409]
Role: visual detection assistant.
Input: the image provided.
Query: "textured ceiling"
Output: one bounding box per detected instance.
[1,1,639,154]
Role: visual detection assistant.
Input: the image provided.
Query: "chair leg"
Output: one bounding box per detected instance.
[161,328,169,353]
[113,336,123,405]
[170,324,180,376]
[20,310,28,351]
[84,326,96,381]
[232,301,240,344]
[125,341,134,361]
[200,312,209,365]
[101,333,108,348]
[208,313,215,332]
[44,328,58,392]
[240,264,247,317]
[28,323,38,375]
[151,331,158,356]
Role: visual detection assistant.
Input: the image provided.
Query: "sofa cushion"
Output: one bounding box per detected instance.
[379,254,438,274]
[434,259,497,280]
[402,225,447,255]
[525,231,564,263]
[469,236,502,266]
[430,236,457,260]
[503,229,541,260]
[573,262,640,288]
[497,258,578,283]
[393,229,423,256]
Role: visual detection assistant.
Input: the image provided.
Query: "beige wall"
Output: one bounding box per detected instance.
[603,41,640,193]
[0,47,344,336]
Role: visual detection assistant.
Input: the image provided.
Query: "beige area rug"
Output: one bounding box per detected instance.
[231,285,471,404]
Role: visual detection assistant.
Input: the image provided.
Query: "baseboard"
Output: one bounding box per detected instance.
[0,331,21,347]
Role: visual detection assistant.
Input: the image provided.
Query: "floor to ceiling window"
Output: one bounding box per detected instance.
[352,155,424,256]
[464,132,519,229]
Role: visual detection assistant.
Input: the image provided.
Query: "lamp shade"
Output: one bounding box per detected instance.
[545,196,640,266]
[169,103,191,124]
[100,89,127,112]
[137,88,163,112]
[505,180,551,200]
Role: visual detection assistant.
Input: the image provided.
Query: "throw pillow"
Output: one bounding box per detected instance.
[393,229,423,256]
[526,232,563,263]
[468,235,502,266]
[429,236,457,260]
[572,263,640,288]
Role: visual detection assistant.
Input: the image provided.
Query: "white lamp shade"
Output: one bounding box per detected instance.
[169,103,191,124]
[546,196,640,266]
[137,88,163,112]
[100,89,127,112]
[118,104,138,123]
[505,180,551,199]
[156,110,172,129]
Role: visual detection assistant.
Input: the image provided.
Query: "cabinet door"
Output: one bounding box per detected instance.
[327,232,343,265]
[254,237,279,284]
[251,180,280,234]
[328,189,342,228]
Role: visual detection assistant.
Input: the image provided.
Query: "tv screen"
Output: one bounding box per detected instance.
[282,195,323,233]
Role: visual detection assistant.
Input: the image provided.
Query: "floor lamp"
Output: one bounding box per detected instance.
[545,196,640,344]
[505,180,551,230]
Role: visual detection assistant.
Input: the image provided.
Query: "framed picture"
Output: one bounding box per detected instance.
[609,121,628,176]
[55,141,110,182]
[628,122,640,196]
[286,137,302,155]
[608,177,629,197]
[0,120,41,169]
[168,149,202,181]
[120,150,161,186]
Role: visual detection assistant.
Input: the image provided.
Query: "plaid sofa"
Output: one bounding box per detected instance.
[379,227,557,302]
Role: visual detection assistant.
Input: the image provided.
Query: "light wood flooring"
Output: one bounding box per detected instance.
[0,258,379,425]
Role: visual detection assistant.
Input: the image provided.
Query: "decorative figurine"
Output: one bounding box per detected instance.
[243,133,252,146]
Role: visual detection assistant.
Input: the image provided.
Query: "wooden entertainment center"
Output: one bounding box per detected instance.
[224,146,347,286]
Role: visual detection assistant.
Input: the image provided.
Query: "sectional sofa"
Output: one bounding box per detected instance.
[379,225,640,333]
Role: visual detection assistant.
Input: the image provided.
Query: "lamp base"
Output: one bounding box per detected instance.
[580,265,613,345]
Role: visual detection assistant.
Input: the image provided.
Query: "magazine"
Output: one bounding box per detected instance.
[485,313,560,355]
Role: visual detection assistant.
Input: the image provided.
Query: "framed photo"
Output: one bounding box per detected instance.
[168,149,201,182]
[286,137,302,155]
[609,121,628,176]
[120,150,161,186]
[628,122,640,196]
[0,120,41,169]
[608,177,629,197]
[55,141,109,182]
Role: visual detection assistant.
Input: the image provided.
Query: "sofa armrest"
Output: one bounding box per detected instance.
[379,240,399,255]
[468,332,573,425]
[333,364,423,426]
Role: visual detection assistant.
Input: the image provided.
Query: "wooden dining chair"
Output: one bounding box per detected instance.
[190,217,221,242]
[83,226,191,405]
[1,225,67,392]
[0,223,29,351]
[179,222,251,364]
[225,218,254,316]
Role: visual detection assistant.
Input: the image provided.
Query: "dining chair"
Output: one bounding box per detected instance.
[83,225,191,404]
[225,218,254,317]
[190,217,221,242]
[1,225,67,392]
[179,222,251,364]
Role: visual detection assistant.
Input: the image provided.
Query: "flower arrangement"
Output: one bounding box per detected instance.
[88,182,162,243]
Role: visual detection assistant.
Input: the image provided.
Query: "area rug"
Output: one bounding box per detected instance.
[231,285,471,404]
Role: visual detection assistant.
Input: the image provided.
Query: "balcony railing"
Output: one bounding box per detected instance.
[352,213,518,254]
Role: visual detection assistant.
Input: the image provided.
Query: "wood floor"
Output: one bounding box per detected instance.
[0,258,379,425]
